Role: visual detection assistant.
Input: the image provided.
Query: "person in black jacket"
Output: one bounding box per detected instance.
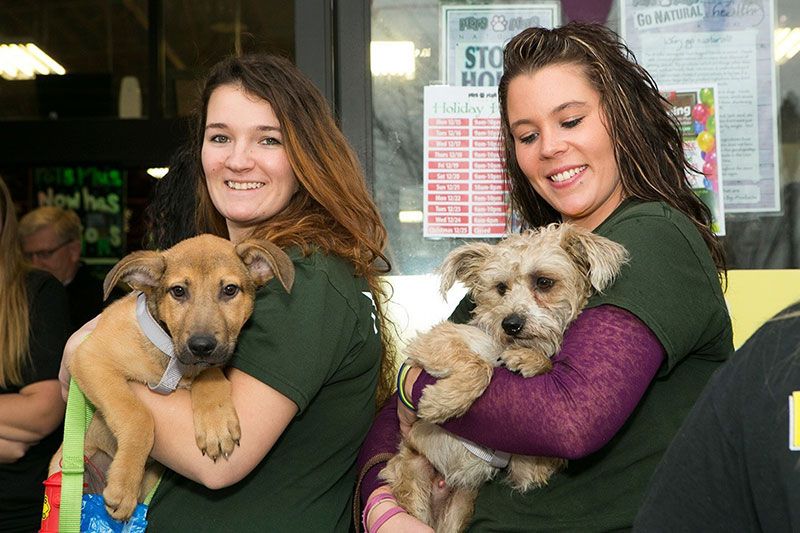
[635,302,800,532]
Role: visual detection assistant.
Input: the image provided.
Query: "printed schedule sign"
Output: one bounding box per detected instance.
[424,85,508,238]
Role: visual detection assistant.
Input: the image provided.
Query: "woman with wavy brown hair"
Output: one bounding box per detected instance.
[0,177,70,532]
[67,54,396,532]
[357,22,731,532]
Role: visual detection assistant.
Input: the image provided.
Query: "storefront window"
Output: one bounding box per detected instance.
[0,1,294,120]
[371,0,800,273]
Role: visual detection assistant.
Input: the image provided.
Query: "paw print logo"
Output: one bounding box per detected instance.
[491,15,507,31]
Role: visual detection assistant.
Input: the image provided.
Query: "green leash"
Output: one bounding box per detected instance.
[59,378,161,532]
[60,377,95,532]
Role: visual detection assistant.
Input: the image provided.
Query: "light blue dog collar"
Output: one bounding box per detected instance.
[135,291,188,394]
[456,436,511,469]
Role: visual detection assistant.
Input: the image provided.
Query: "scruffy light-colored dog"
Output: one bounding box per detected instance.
[51,234,294,520]
[380,223,628,532]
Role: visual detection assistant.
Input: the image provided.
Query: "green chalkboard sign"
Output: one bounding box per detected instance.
[32,167,126,262]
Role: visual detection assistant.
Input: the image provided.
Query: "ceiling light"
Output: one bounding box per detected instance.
[146,167,169,179]
[0,43,65,80]
[775,28,800,65]
[398,210,423,223]
[371,41,416,79]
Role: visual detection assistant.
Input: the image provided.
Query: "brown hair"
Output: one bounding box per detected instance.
[0,177,30,387]
[190,54,396,405]
[498,22,726,273]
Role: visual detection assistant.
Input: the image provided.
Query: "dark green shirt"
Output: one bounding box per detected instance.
[467,200,733,531]
[147,249,382,532]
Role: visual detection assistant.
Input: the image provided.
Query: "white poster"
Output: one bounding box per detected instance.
[621,0,780,213]
[423,86,508,238]
[442,3,560,87]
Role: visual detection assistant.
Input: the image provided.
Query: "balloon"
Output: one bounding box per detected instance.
[697,131,715,153]
[707,105,715,116]
[703,160,717,177]
[693,121,705,135]
[691,103,708,124]
[700,88,714,106]
[704,150,717,165]
[706,115,716,134]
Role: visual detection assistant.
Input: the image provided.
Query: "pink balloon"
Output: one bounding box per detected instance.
[703,160,717,177]
[691,103,708,124]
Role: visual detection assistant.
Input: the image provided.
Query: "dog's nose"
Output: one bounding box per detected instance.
[187,335,218,357]
[501,314,525,336]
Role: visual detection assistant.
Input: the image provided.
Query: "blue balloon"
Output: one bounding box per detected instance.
[693,120,705,135]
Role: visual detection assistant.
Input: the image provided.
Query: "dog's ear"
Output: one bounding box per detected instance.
[103,251,166,300]
[236,239,295,293]
[438,242,494,298]
[559,224,629,293]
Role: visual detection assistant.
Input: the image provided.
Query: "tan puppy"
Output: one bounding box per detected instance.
[53,234,294,520]
[380,223,628,532]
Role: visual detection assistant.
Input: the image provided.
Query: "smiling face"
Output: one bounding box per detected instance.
[201,84,299,242]
[506,63,625,231]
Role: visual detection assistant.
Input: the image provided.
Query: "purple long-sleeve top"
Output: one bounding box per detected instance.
[356,305,665,504]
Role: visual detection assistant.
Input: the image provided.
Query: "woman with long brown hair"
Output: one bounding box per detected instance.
[66,54,396,531]
[0,177,70,532]
[357,22,732,532]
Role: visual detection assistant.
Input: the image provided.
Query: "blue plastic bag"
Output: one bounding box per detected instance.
[80,494,148,533]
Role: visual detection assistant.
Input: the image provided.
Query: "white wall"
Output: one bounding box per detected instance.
[383,275,467,354]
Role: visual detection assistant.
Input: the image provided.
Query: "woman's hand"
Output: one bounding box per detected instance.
[363,486,433,533]
[398,366,423,437]
[0,437,32,463]
[59,315,101,401]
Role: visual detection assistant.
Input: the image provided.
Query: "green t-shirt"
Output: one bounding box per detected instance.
[147,249,382,532]
[465,200,733,532]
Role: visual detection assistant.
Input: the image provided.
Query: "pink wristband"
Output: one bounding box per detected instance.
[362,492,398,532]
[370,506,404,533]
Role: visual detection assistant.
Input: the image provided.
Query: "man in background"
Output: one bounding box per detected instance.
[18,206,103,331]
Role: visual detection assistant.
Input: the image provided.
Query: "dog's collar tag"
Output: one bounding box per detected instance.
[456,436,511,469]
[135,291,188,394]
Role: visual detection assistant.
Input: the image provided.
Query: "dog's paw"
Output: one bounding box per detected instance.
[502,347,552,377]
[103,478,139,521]
[193,401,241,462]
[416,358,493,422]
[505,455,564,491]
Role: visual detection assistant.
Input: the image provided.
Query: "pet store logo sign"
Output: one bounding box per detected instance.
[633,1,705,30]
[443,4,560,87]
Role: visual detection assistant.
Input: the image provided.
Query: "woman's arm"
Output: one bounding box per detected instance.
[132,367,297,489]
[0,436,31,463]
[0,379,65,442]
[355,306,664,530]
[409,305,665,457]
